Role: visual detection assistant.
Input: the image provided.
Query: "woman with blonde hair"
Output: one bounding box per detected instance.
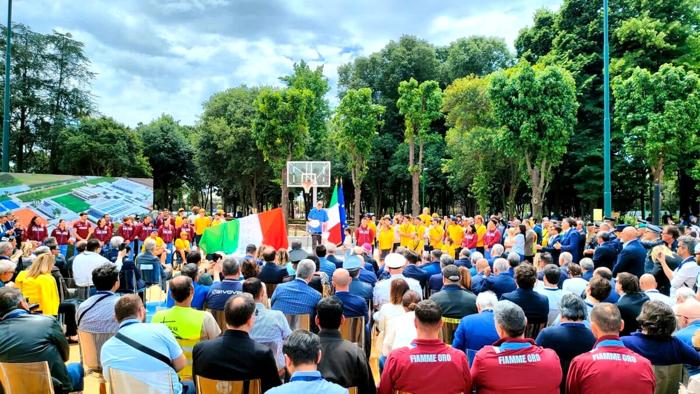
[14,252,60,317]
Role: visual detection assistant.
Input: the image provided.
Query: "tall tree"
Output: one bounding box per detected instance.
[58,116,150,177]
[253,87,314,223]
[441,36,514,83]
[333,87,385,225]
[515,9,559,64]
[397,78,443,216]
[489,62,578,218]
[613,64,700,223]
[139,115,195,209]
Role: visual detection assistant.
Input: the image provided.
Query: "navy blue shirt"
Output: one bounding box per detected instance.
[536,322,596,390]
[403,264,429,288]
[501,288,550,325]
[420,261,441,277]
[475,272,516,298]
[258,262,289,284]
[205,279,243,310]
[349,279,373,301]
[357,268,377,286]
[334,291,368,319]
[428,273,443,293]
[452,310,499,365]
[622,332,700,366]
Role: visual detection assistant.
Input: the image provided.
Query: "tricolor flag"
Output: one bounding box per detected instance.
[325,181,348,245]
[199,208,288,254]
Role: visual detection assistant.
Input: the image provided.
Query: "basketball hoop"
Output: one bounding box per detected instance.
[302,178,314,194]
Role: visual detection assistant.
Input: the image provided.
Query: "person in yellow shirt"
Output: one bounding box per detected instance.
[194,208,211,246]
[174,208,186,228]
[367,215,378,245]
[398,216,416,248]
[428,217,445,251]
[442,237,457,259]
[474,215,487,253]
[418,207,432,227]
[174,231,191,269]
[446,217,465,247]
[14,252,60,318]
[377,218,395,260]
[411,216,427,253]
[392,213,403,251]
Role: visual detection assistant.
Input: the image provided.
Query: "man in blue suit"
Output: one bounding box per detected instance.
[474,258,516,298]
[501,264,549,325]
[592,231,619,270]
[556,218,582,263]
[612,227,647,278]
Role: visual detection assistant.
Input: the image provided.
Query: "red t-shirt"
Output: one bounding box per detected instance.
[462,233,477,249]
[51,227,70,245]
[93,225,112,243]
[137,222,155,241]
[176,225,194,241]
[118,223,136,242]
[158,224,175,243]
[28,225,48,242]
[379,338,471,394]
[471,338,562,394]
[484,229,501,249]
[73,220,92,240]
[567,336,655,394]
[354,226,375,246]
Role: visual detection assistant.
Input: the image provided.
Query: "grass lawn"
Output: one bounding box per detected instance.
[0,173,21,187]
[52,194,90,213]
[11,173,76,186]
[0,194,10,202]
[87,176,116,185]
[17,182,85,202]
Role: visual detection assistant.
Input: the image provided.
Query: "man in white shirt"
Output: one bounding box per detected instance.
[72,239,123,287]
[373,253,422,308]
[639,274,673,307]
[657,236,699,297]
[535,264,564,325]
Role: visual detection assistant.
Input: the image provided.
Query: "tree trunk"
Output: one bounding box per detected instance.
[413,139,423,217]
[250,178,258,214]
[281,156,290,224]
[651,160,664,225]
[351,166,362,228]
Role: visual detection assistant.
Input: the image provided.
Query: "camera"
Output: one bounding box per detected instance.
[118,243,132,252]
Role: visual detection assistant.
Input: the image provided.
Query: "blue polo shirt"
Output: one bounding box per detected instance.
[307,208,329,234]
[334,291,368,319]
[675,320,700,375]
[451,310,499,365]
[265,371,346,394]
[166,282,211,310]
[205,279,243,310]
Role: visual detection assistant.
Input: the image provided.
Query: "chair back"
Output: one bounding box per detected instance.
[78,330,114,374]
[0,361,55,394]
[195,376,262,394]
[439,317,460,345]
[108,368,174,394]
[285,314,311,331]
[347,387,358,394]
[653,364,686,394]
[208,309,228,332]
[339,316,365,350]
[118,268,138,293]
[524,322,546,339]
[264,283,277,299]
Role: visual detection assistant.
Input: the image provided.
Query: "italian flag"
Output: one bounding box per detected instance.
[325,182,347,245]
[199,208,288,254]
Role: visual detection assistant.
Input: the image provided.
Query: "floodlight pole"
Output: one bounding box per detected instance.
[312,185,317,208]
[603,0,612,217]
[2,0,12,173]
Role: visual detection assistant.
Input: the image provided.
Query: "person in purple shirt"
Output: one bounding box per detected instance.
[331,269,368,319]
[452,291,499,366]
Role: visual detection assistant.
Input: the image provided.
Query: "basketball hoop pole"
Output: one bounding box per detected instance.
[313,185,317,207]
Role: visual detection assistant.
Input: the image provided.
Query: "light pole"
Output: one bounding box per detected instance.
[1,0,11,172]
[421,167,427,210]
[603,0,612,217]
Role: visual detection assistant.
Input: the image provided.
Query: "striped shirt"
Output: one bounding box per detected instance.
[76,291,120,333]
[250,303,291,368]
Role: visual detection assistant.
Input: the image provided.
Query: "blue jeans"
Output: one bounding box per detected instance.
[129,240,138,260]
[66,362,84,391]
[165,242,174,264]
[58,244,68,258]
[182,380,195,393]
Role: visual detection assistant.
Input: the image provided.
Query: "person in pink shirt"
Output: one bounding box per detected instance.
[158,217,176,264]
[50,219,71,257]
[27,216,48,243]
[483,219,502,260]
[462,224,478,251]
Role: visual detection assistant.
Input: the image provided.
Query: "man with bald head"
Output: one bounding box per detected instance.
[333,268,368,319]
[639,273,673,307]
[674,300,700,376]
[612,226,647,278]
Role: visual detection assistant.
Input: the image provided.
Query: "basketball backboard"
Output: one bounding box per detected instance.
[287,161,331,188]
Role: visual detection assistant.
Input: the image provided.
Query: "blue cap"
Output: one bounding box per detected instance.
[645,224,662,234]
[343,255,363,270]
[615,224,630,232]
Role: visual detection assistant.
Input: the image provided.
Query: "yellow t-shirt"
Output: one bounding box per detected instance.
[378,228,395,250]
[399,223,416,248]
[142,236,164,252]
[447,224,465,245]
[411,224,427,252]
[175,238,190,251]
[174,216,184,228]
[15,271,59,316]
[418,213,432,227]
[368,220,377,237]
[476,224,487,247]
[428,225,445,249]
[442,243,457,259]
[194,215,211,235]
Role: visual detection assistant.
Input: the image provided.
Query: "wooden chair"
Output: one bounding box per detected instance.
[347,387,358,394]
[108,368,174,394]
[339,316,366,350]
[285,314,311,331]
[195,376,261,394]
[524,322,546,339]
[0,361,55,394]
[439,317,461,345]
[78,331,115,394]
[209,309,227,332]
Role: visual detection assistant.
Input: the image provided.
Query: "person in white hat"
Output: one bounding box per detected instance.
[372,253,423,309]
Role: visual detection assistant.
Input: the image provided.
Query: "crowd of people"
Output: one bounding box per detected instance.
[1,206,700,393]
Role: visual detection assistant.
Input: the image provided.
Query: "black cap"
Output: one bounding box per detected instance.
[289,248,309,263]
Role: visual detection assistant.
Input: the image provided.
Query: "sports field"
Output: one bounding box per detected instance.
[52,194,90,213]
[17,182,84,202]
[11,173,77,186]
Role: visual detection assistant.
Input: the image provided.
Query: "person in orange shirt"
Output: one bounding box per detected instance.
[475,215,487,253]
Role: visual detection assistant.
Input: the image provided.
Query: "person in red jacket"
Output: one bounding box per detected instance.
[566,303,655,394]
[158,217,176,264]
[379,299,471,394]
[93,217,113,252]
[50,219,71,257]
[462,224,478,251]
[27,216,48,243]
[118,216,137,258]
[176,217,194,242]
[483,219,502,259]
[72,212,93,256]
[135,215,155,254]
[354,217,375,249]
[471,300,562,393]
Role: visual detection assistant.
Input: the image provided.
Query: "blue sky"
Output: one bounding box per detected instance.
[10,0,561,126]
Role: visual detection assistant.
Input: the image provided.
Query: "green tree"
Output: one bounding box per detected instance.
[489,62,578,218]
[397,78,443,216]
[58,116,150,177]
[515,9,559,64]
[613,64,700,223]
[253,87,314,223]
[139,115,195,209]
[333,87,385,225]
[441,36,514,83]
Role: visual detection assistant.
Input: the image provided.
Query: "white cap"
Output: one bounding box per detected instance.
[385,253,406,269]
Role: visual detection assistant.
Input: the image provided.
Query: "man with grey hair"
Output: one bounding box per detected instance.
[580,257,595,281]
[430,265,477,319]
[474,257,516,298]
[205,256,242,310]
[270,259,322,315]
[0,258,15,287]
[452,291,500,361]
[455,248,472,268]
[428,254,455,293]
[470,251,484,268]
[73,238,122,287]
[535,294,596,391]
[0,240,14,260]
[657,235,699,297]
[325,243,342,269]
[136,237,167,287]
[506,252,520,275]
[471,300,562,393]
[489,244,504,263]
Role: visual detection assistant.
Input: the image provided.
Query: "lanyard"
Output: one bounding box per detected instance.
[290,373,324,382]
